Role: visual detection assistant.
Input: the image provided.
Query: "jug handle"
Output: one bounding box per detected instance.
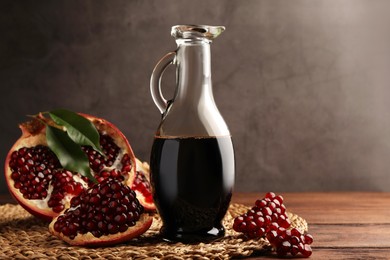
[150,52,176,114]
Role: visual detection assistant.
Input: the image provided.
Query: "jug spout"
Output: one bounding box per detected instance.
[171,25,225,42]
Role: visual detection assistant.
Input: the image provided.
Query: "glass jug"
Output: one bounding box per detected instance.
[150,25,235,243]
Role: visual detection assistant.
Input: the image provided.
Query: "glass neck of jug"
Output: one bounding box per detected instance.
[174,40,212,104]
[170,25,225,106]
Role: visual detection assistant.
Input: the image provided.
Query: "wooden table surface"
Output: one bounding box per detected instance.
[1,192,390,259]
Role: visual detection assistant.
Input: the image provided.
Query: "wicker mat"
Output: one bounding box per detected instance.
[0,203,308,259]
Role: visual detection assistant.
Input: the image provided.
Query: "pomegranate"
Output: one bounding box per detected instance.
[129,158,156,211]
[4,113,136,221]
[49,178,152,246]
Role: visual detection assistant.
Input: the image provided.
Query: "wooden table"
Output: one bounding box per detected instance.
[1,192,390,259]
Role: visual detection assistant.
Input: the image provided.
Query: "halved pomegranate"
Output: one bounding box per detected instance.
[49,178,152,246]
[129,158,156,211]
[4,113,136,221]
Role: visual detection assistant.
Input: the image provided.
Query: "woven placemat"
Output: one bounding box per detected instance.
[0,203,307,259]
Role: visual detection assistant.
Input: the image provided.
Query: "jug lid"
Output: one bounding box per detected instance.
[171,25,225,41]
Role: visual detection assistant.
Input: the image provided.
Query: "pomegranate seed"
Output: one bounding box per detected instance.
[119,224,128,233]
[65,184,74,193]
[101,207,109,214]
[111,170,119,178]
[114,213,127,224]
[53,204,64,213]
[31,193,40,199]
[101,171,110,178]
[110,182,121,192]
[113,192,123,199]
[109,201,118,208]
[91,230,102,238]
[301,244,312,257]
[116,205,127,213]
[265,192,276,199]
[53,221,61,232]
[275,195,284,205]
[97,221,107,231]
[89,195,100,205]
[304,234,314,244]
[94,213,104,222]
[107,223,119,234]
[291,245,300,256]
[86,221,96,231]
[290,236,300,245]
[11,172,19,180]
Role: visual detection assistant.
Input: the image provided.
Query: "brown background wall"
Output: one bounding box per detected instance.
[1,0,390,193]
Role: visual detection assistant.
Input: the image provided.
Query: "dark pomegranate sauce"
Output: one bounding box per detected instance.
[150,136,235,242]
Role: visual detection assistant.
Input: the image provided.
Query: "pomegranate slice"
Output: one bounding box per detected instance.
[4,113,136,221]
[128,158,156,211]
[49,178,152,246]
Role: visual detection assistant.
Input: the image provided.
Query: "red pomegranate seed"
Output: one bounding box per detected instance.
[114,213,127,224]
[53,204,65,213]
[304,234,314,244]
[108,223,119,234]
[265,192,276,199]
[301,244,312,257]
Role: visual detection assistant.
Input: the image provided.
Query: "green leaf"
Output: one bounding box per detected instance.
[46,125,97,183]
[49,109,104,155]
